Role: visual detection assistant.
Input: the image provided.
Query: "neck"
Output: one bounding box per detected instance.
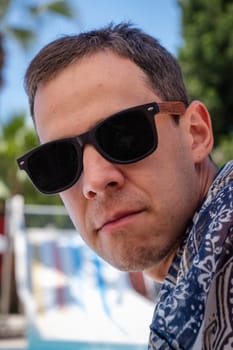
[144,245,178,282]
[144,157,218,283]
[196,157,218,202]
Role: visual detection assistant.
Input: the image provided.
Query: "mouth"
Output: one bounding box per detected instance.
[97,210,144,233]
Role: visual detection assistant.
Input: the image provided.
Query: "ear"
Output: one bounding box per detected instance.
[186,100,214,164]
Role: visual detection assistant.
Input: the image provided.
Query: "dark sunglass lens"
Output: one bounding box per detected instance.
[28,140,79,193]
[96,110,156,162]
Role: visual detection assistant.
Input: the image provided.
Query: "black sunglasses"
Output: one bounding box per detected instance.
[17,101,186,194]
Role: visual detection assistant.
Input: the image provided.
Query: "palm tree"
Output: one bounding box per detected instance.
[0,0,76,204]
[0,32,4,87]
[0,0,75,90]
[0,112,64,208]
[0,2,77,316]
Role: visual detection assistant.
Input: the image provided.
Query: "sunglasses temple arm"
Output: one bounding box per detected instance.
[157,102,186,115]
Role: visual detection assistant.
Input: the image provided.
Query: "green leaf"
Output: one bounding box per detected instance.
[29,1,74,18]
[6,27,35,48]
[178,0,233,144]
[0,0,11,20]
[212,133,233,167]
[47,0,74,17]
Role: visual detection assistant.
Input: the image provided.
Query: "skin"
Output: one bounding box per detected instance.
[34,50,217,281]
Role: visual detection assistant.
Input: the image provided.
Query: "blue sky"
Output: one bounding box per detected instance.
[1,0,182,123]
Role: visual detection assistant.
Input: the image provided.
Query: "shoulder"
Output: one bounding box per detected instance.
[201,162,233,348]
[202,224,233,349]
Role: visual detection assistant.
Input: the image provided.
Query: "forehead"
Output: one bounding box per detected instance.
[34,51,158,142]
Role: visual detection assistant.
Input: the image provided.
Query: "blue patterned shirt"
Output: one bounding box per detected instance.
[149,161,233,350]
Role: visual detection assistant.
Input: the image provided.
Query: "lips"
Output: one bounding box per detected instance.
[97,209,143,232]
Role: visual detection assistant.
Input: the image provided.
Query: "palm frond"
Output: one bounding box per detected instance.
[29,0,74,18]
[0,0,11,20]
[6,27,35,48]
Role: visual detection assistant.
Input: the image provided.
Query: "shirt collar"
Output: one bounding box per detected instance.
[165,160,233,285]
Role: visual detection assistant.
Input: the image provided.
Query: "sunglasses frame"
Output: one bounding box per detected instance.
[17,101,186,194]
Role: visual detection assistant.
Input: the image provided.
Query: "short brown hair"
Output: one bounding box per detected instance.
[25,22,188,118]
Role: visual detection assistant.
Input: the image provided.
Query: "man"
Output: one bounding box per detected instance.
[17,23,233,349]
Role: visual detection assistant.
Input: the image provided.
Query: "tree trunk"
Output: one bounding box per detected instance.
[0,32,4,88]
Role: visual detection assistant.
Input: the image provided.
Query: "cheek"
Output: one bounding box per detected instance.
[60,188,86,232]
[138,139,197,209]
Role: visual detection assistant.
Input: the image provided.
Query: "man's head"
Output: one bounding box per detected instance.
[25,23,188,119]
[20,23,216,280]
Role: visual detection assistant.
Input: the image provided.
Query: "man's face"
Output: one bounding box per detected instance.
[34,51,200,275]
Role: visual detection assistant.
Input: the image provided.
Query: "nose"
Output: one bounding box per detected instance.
[82,145,125,199]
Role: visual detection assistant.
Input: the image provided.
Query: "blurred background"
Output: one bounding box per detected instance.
[0,0,232,348]
[1,0,233,209]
